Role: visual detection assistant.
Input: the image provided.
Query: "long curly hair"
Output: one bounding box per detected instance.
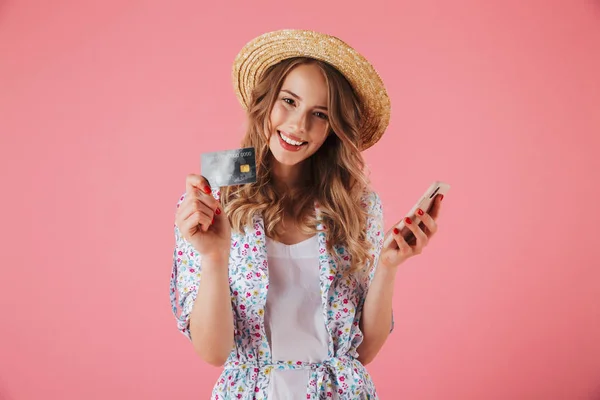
[221,57,373,274]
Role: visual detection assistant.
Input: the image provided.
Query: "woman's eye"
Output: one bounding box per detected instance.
[282,97,295,105]
[314,112,328,120]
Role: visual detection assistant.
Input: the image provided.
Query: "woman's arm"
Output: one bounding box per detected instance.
[172,180,235,368]
[356,265,396,365]
[188,253,234,366]
[357,193,444,365]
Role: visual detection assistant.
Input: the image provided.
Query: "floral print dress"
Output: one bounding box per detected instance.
[170,188,392,399]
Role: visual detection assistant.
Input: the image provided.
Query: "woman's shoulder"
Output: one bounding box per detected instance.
[360,187,383,216]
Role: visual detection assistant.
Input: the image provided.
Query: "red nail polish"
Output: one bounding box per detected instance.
[203,186,211,194]
[405,217,412,224]
[393,228,399,235]
[215,207,221,215]
[211,218,214,225]
[417,208,424,216]
[439,194,444,201]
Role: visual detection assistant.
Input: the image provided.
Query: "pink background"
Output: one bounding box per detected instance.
[1,0,599,399]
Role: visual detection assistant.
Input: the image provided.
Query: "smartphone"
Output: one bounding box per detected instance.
[383,181,450,248]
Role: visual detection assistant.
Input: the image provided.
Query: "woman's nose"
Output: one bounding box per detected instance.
[288,110,309,133]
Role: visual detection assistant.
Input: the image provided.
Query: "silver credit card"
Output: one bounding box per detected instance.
[201,147,257,187]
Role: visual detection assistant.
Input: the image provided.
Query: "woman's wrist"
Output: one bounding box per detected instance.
[202,250,230,270]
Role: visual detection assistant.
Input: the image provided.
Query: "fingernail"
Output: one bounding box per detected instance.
[215,207,221,215]
[405,217,412,224]
[211,218,214,225]
[203,186,211,194]
[439,194,444,201]
[417,208,424,216]
[393,228,399,235]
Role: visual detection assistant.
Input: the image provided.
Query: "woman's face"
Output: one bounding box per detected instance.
[267,63,330,168]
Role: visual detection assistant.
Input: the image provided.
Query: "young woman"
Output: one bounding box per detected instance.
[170,29,443,399]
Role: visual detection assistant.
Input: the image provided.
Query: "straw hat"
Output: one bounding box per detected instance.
[232,29,391,151]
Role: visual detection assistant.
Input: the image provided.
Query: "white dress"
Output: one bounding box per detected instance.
[264,235,329,399]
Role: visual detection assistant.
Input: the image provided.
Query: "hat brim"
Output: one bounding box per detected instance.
[232,29,390,151]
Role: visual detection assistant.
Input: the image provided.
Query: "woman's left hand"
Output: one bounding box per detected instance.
[379,194,443,269]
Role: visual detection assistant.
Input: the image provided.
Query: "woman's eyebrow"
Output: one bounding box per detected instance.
[281,89,328,111]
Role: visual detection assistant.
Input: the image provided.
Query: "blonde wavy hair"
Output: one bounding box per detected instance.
[221,57,373,274]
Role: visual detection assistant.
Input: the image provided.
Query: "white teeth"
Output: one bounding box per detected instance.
[279,131,305,146]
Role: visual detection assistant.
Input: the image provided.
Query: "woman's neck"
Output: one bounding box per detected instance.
[270,158,309,193]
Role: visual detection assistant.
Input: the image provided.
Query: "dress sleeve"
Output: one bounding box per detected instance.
[362,190,395,333]
[169,192,203,341]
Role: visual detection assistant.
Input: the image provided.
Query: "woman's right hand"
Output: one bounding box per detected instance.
[175,174,231,261]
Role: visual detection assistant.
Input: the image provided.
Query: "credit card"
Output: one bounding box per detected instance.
[200,147,257,187]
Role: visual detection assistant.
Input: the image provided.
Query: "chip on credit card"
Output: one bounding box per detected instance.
[201,147,257,187]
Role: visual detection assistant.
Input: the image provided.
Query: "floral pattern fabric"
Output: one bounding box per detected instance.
[170,188,392,399]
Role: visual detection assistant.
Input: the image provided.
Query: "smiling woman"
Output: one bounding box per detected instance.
[171,29,444,400]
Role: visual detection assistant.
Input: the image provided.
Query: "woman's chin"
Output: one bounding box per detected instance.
[269,147,309,167]
[272,154,305,167]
